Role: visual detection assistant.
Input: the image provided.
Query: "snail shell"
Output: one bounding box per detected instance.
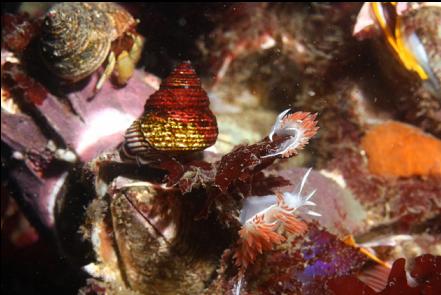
[40,2,136,82]
[122,61,218,160]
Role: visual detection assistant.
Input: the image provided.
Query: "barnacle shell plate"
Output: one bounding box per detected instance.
[83,178,225,294]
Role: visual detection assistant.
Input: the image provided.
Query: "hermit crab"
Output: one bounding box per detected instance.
[39,2,144,92]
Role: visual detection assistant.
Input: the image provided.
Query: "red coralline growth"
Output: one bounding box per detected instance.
[214,142,277,192]
[1,14,41,53]
[2,62,48,105]
[327,255,441,294]
[328,147,385,205]
[411,254,441,287]
[234,172,291,198]
[389,176,441,228]
[328,147,441,229]
[210,222,370,294]
[214,110,318,192]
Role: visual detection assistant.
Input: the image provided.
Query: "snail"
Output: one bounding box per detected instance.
[121,61,219,162]
[39,2,144,92]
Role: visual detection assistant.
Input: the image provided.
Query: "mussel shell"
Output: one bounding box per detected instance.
[400,5,441,93]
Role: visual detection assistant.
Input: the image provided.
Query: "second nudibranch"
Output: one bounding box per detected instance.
[234,168,321,270]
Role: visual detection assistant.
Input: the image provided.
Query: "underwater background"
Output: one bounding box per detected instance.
[1,3,440,294]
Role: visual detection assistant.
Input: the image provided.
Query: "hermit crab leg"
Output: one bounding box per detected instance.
[113,33,145,86]
[95,51,116,93]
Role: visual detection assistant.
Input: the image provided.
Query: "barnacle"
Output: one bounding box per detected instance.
[234,168,320,270]
[263,109,318,158]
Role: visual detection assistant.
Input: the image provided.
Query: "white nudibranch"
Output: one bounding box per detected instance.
[263,109,318,158]
[234,168,320,270]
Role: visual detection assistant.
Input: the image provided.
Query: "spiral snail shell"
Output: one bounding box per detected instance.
[122,61,218,161]
[40,2,142,89]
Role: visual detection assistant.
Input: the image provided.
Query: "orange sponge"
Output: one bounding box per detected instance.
[361,121,441,177]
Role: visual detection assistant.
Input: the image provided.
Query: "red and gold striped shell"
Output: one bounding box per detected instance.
[123,61,218,159]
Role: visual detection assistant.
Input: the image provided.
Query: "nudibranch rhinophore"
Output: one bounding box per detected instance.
[121,61,219,162]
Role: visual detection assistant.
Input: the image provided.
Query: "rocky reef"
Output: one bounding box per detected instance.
[2,3,440,295]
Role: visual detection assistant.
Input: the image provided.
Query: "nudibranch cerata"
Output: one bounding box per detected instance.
[234,168,321,270]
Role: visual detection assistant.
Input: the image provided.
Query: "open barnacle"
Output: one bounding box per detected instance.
[40,2,144,92]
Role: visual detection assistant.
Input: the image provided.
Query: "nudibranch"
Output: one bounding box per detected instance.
[263,109,318,158]
[354,2,441,97]
[121,61,218,161]
[234,168,321,270]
